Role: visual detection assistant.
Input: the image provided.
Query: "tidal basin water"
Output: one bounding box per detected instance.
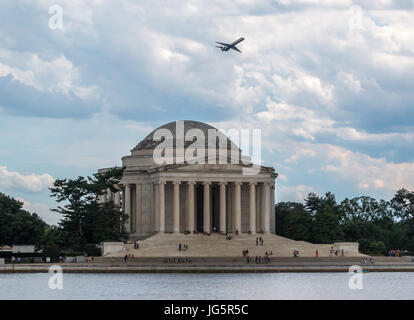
[0,272,412,300]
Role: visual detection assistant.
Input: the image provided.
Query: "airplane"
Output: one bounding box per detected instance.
[216,37,245,53]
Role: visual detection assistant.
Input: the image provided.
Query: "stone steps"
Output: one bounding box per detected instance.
[106,233,364,258]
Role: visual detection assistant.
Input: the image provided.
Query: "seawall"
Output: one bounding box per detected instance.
[1,261,414,273]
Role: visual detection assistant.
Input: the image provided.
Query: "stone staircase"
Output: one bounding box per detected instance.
[105,233,365,258]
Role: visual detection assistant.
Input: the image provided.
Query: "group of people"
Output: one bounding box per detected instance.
[123,253,135,262]
[225,234,233,240]
[256,237,264,246]
[10,256,21,264]
[330,246,345,256]
[254,255,271,264]
[178,243,188,251]
[243,250,272,264]
[134,242,139,250]
[293,250,300,257]
[388,249,400,257]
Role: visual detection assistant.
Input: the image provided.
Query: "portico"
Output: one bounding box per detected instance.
[114,179,275,235]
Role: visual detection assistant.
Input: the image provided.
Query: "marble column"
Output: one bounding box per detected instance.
[187,182,195,232]
[234,182,242,234]
[219,182,227,234]
[159,181,166,233]
[173,181,180,233]
[249,182,256,234]
[135,184,142,234]
[114,188,121,207]
[154,183,160,232]
[270,184,276,234]
[203,182,211,233]
[264,183,271,233]
[271,184,275,234]
[105,188,112,202]
[231,184,235,232]
[260,183,266,233]
[124,184,131,233]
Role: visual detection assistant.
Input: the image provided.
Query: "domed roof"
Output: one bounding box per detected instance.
[133,120,240,151]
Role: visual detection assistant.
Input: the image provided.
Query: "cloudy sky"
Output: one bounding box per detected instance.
[0,0,413,224]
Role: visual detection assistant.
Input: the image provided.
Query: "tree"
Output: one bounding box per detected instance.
[305,192,341,217]
[311,205,343,243]
[304,192,325,216]
[283,204,313,242]
[358,239,387,256]
[274,189,414,255]
[88,168,124,201]
[0,193,47,247]
[391,188,414,220]
[275,202,295,236]
[50,176,92,251]
[339,196,384,223]
[83,201,128,243]
[49,167,128,251]
[85,167,128,243]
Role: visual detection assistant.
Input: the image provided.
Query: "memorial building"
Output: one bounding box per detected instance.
[99,120,277,239]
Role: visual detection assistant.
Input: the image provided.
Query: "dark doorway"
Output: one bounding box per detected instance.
[196,184,204,232]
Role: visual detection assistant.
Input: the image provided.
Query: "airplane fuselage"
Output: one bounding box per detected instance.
[216,37,245,53]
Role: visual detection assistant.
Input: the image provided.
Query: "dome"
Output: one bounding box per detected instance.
[133,120,240,151]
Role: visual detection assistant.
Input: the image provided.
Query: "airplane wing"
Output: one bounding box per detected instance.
[231,38,245,46]
[231,46,242,53]
[216,42,230,47]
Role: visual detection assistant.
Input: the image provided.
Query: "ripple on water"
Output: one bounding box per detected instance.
[0,272,412,300]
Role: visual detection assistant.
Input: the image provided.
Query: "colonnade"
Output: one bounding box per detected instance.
[108,181,275,235]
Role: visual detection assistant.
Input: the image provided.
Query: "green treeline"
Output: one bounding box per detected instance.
[276,189,414,255]
[1,171,413,257]
[0,193,47,246]
[0,167,128,259]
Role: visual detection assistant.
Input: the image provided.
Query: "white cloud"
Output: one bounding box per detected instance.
[0,0,413,206]
[277,184,315,202]
[0,166,55,192]
[285,148,317,163]
[16,197,60,225]
[337,72,363,94]
[0,62,36,87]
[256,97,414,144]
[321,144,414,194]
[0,50,98,100]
